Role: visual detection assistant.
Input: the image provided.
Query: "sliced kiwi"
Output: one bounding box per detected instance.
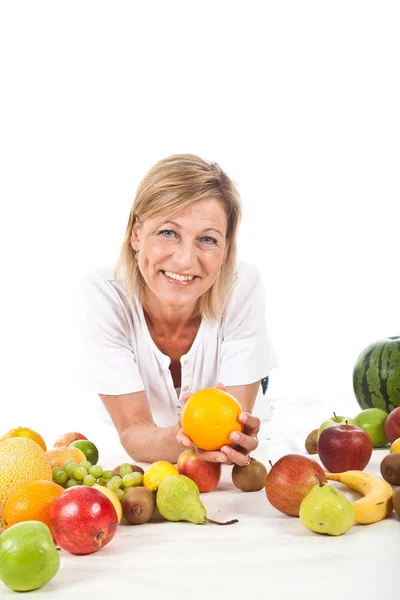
[393,488,400,518]
[305,429,318,455]
[112,463,144,477]
[232,458,267,492]
[121,487,155,525]
[380,453,400,485]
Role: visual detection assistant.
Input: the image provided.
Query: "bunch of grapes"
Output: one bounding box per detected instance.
[52,461,143,499]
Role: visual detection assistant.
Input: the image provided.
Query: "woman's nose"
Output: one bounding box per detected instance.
[173,239,196,269]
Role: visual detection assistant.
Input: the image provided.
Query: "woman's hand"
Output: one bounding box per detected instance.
[175,382,260,466]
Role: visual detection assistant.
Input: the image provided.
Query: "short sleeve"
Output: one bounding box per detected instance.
[218,262,278,386]
[76,270,145,395]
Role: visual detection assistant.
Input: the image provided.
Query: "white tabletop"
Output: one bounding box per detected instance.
[1,395,398,599]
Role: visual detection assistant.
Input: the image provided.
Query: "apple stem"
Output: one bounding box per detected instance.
[315,473,325,487]
[268,460,274,468]
[206,518,239,526]
[333,412,338,422]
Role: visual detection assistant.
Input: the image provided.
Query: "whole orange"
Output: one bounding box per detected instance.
[2,480,64,529]
[181,388,243,451]
[0,427,47,451]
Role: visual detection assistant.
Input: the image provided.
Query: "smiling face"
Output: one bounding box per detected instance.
[131,197,229,314]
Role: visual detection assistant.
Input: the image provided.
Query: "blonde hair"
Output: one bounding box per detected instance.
[115,154,242,322]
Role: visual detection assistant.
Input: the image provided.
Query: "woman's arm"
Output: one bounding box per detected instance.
[99,391,184,464]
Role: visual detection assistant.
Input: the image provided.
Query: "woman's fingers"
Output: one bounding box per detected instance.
[229,430,259,452]
[215,381,228,391]
[220,444,252,466]
[195,447,233,464]
[176,427,193,448]
[238,412,260,435]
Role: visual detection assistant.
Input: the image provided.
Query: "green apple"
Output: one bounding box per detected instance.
[354,407,389,447]
[0,521,60,592]
[299,478,355,536]
[318,413,357,439]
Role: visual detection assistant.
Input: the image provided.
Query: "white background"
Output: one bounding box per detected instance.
[0,1,398,433]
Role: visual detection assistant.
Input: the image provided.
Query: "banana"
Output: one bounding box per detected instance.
[325,470,393,525]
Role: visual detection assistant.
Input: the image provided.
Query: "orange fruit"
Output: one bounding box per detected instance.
[0,437,52,521]
[181,388,243,451]
[0,427,47,451]
[2,480,64,529]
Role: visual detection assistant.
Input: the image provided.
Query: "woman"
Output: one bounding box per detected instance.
[78,154,277,465]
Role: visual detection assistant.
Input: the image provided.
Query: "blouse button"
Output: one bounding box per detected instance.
[183,386,189,391]
[183,359,189,365]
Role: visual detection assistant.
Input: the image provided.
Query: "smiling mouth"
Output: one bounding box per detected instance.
[161,270,199,284]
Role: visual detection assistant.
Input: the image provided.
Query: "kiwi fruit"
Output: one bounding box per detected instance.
[121,487,155,524]
[305,429,318,454]
[112,463,144,477]
[232,458,267,492]
[393,488,400,518]
[380,453,400,485]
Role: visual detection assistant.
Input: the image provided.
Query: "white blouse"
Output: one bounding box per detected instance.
[77,260,278,427]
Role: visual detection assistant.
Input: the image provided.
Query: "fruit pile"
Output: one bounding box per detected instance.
[1,378,400,594]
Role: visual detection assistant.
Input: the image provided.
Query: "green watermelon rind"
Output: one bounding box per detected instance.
[353,337,400,414]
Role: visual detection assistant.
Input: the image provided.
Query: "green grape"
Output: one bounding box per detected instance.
[115,488,125,500]
[83,474,95,486]
[122,472,143,488]
[107,476,122,491]
[74,467,88,480]
[52,467,63,477]
[66,478,79,488]
[54,469,68,485]
[89,465,103,478]
[96,477,107,486]
[63,459,75,469]
[66,463,78,478]
[102,470,113,481]
[80,460,92,470]
[120,463,133,477]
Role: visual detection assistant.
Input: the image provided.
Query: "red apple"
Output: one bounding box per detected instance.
[50,486,118,555]
[318,423,372,472]
[384,406,400,444]
[265,453,327,517]
[177,448,221,492]
[54,431,88,448]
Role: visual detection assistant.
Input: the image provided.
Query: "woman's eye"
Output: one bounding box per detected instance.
[200,236,217,244]
[159,229,176,238]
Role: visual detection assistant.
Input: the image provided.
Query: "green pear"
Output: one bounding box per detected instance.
[299,476,355,536]
[156,474,238,526]
[0,521,60,592]
[157,474,206,524]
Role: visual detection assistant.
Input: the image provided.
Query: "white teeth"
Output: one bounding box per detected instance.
[164,271,195,282]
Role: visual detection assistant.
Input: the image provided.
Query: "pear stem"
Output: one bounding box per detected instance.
[315,473,325,487]
[206,518,239,526]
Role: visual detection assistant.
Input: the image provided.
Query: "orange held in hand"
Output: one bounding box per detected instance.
[181,388,242,451]
[2,480,64,530]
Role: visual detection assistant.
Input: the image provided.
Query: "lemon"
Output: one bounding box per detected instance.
[143,461,179,492]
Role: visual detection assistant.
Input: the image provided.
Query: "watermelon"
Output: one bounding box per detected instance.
[353,336,400,413]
